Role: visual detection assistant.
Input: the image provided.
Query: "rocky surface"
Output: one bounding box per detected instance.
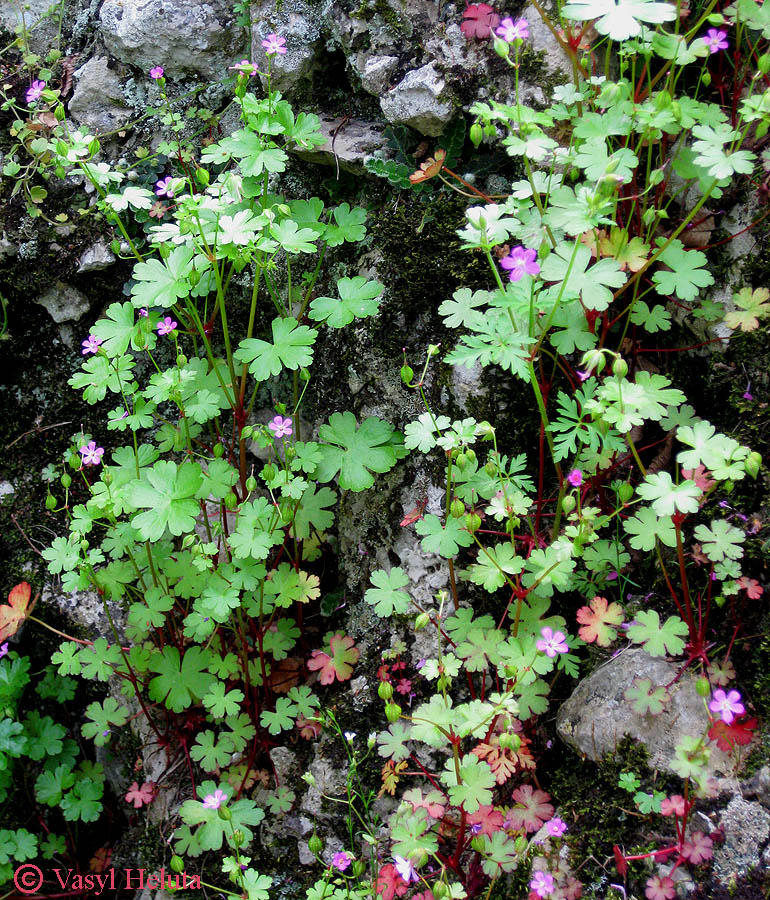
[34,281,90,323]
[68,56,133,132]
[380,62,455,136]
[712,797,770,885]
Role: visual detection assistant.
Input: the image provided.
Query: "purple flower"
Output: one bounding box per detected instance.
[743,391,753,400]
[332,852,352,872]
[157,317,177,336]
[0,642,8,659]
[499,245,541,282]
[530,871,555,898]
[262,33,287,56]
[149,66,165,79]
[79,441,104,466]
[268,415,293,439]
[567,469,583,487]
[537,626,569,658]
[202,789,227,810]
[576,370,590,382]
[155,176,175,198]
[703,28,729,53]
[545,817,567,837]
[496,16,529,42]
[138,308,149,317]
[709,688,745,724]
[81,334,103,355]
[393,855,419,884]
[26,80,45,104]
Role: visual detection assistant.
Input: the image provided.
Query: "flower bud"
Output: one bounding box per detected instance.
[484,123,497,139]
[223,491,238,510]
[618,482,634,504]
[612,357,628,378]
[414,612,430,631]
[433,882,448,899]
[176,354,187,367]
[232,830,245,846]
[385,702,401,723]
[213,443,224,458]
[218,805,232,821]
[759,54,770,75]
[465,448,476,464]
[241,425,253,440]
[102,470,112,485]
[188,268,201,287]
[378,681,394,700]
[493,36,510,58]
[696,676,711,698]
[400,364,414,385]
[301,773,316,787]
[110,239,122,254]
[246,475,257,492]
[54,102,66,121]
[195,167,210,187]
[745,451,762,480]
[300,367,311,382]
[485,459,497,476]
[450,498,465,518]
[465,512,481,533]
[308,833,323,855]
[702,71,711,87]
[469,122,483,147]
[170,856,185,873]
[455,451,468,470]
[561,494,576,514]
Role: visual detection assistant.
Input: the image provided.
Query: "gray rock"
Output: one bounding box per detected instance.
[293,116,385,172]
[0,0,58,50]
[713,797,770,885]
[0,234,17,258]
[250,0,329,94]
[68,56,132,133]
[556,648,738,777]
[35,281,90,323]
[359,55,399,96]
[99,0,244,79]
[522,3,573,78]
[380,63,455,137]
[77,239,116,273]
[743,765,770,810]
[0,481,15,502]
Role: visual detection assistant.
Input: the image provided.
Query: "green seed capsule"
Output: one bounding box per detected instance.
[469,122,483,147]
[385,702,401,723]
[45,494,57,510]
[433,882,448,900]
[60,473,72,488]
[612,357,628,378]
[308,833,323,855]
[223,492,237,510]
[450,499,465,518]
[232,830,245,846]
[378,681,394,700]
[696,677,711,698]
[561,495,576,514]
[218,805,232,821]
[618,482,634,504]
[170,856,185,873]
[245,476,257,492]
[485,460,497,477]
[414,612,430,631]
[213,443,224,458]
[465,448,476,464]
[465,512,481,533]
[401,364,414,384]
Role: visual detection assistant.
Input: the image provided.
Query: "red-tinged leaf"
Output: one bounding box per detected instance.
[576,595,625,646]
[296,715,321,740]
[307,632,359,684]
[0,582,33,641]
[467,804,505,837]
[708,716,757,753]
[737,576,763,599]
[376,863,410,900]
[124,780,157,808]
[507,784,553,833]
[614,844,628,876]
[460,2,500,39]
[409,149,447,184]
[90,847,112,873]
[400,498,427,527]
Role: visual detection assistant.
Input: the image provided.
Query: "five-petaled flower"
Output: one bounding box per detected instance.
[149,66,165,79]
[496,16,529,42]
[268,415,293,438]
[567,469,583,487]
[202,789,227,810]
[0,642,8,660]
[155,176,175,198]
[262,33,287,56]
[530,870,555,898]
[81,334,103,355]
[709,688,745,724]
[545,817,568,837]
[79,441,104,466]
[26,80,45,104]
[157,317,177,336]
[344,731,356,742]
[332,852,352,872]
[537,626,569,658]
[703,28,728,53]
[499,245,540,282]
[393,855,419,884]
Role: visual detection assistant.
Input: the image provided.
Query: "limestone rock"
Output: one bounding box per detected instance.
[250,0,329,93]
[359,55,399,96]
[0,0,58,51]
[293,116,385,171]
[556,648,738,776]
[35,281,90,323]
[713,797,770,885]
[99,0,243,79]
[77,239,116,273]
[0,481,15,502]
[380,63,455,137]
[68,56,132,132]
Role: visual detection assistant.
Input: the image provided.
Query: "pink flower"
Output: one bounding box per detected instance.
[79,441,104,466]
[545,817,567,837]
[499,245,540,282]
[81,334,103,355]
[0,642,8,659]
[332,852,352,872]
[709,688,745,724]
[268,415,293,438]
[202,789,227,809]
[680,831,713,864]
[262,33,287,56]
[155,176,175,198]
[26,80,45,103]
[645,875,675,900]
[157,317,177,336]
[567,469,583,487]
[149,66,165,79]
[393,855,419,884]
[703,28,728,53]
[576,370,590,382]
[229,59,256,75]
[496,16,529,42]
[530,871,555,898]
[537,626,569,658]
[138,308,149,317]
